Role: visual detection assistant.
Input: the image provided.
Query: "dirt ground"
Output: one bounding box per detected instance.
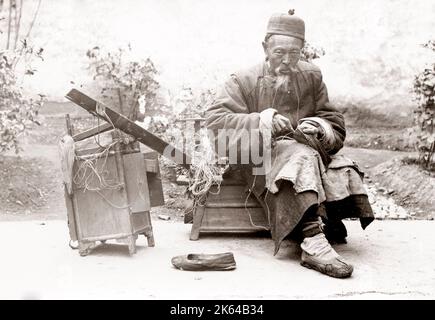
[371,159,434,218]
[345,127,414,151]
[1,219,434,299]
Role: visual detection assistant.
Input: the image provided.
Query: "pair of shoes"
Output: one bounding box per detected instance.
[171,252,236,271]
[300,233,353,278]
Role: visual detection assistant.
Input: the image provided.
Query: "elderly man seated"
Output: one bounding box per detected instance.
[205,10,374,278]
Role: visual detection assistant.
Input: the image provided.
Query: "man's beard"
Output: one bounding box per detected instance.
[274,71,291,91]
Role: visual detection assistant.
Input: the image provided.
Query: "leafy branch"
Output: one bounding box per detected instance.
[0,0,45,154]
[412,40,435,170]
[86,45,160,121]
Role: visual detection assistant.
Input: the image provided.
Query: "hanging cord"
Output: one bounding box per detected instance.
[183,128,224,216]
[73,103,130,194]
[72,140,140,209]
[73,139,123,192]
[243,145,282,230]
[187,129,223,198]
[72,105,137,208]
[243,175,270,230]
[292,75,301,122]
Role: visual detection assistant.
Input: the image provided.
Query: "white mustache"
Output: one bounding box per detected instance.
[276,64,298,73]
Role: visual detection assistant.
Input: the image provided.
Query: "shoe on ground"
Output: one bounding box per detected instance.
[171,252,236,271]
[300,233,353,278]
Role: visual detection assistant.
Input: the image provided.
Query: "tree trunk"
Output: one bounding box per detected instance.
[6,0,13,49]
[13,0,22,49]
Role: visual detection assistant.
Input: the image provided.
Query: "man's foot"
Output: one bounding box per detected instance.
[300,233,353,278]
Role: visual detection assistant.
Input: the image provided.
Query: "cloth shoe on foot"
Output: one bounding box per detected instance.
[300,233,353,278]
[171,252,236,271]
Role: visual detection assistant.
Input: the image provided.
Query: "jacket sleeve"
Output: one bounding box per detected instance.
[206,75,276,160]
[299,71,346,154]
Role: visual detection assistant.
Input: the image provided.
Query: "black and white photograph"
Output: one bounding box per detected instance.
[0,0,434,302]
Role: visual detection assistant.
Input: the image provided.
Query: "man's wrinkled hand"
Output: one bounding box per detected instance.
[297,122,322,136]
[272,114,293,136]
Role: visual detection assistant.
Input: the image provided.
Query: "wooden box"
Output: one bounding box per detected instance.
[65,147,163,256]
[189,177,270,240]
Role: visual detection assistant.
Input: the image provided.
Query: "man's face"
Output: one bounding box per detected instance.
[263,34,304,76]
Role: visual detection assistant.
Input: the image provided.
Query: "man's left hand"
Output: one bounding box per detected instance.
[297,122,322,136]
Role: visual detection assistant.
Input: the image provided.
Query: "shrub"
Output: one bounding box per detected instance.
[301,42,325,62]
[0,45,44,153]
[86,45,161,121]
[412,40,435,170]
[0,1,44,154]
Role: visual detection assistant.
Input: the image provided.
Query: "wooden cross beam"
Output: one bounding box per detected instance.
[65,89,191,170]
[72,122,113,142]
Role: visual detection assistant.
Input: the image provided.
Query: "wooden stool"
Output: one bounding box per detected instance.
[189,176,270,240]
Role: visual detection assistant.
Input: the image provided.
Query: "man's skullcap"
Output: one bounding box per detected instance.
[266,9,305,41]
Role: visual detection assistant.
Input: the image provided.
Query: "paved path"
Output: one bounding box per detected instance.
[0,219,434,299]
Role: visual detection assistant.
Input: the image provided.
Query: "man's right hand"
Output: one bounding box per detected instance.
[272,114,293,136]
